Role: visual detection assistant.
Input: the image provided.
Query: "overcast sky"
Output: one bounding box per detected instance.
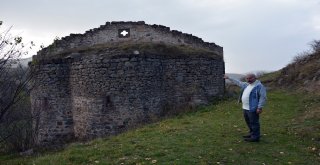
[1,0,320,73]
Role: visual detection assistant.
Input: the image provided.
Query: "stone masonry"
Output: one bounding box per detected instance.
[30,21,225,146]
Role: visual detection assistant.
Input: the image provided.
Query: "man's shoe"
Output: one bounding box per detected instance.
[244,138,260,142]
[242,135,251,138]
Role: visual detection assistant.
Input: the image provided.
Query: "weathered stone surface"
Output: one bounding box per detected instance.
[30,21,225,146]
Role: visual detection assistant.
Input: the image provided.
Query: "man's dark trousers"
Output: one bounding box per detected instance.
[243,110,260,139]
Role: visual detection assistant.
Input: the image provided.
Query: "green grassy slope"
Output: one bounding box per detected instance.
[1,90,319,165]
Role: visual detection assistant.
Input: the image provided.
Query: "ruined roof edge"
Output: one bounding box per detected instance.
[36,21,223,57]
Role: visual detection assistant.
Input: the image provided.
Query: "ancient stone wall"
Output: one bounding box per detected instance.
[31,22,224,145]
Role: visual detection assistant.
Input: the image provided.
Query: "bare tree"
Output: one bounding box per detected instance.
[309,39,320,53]
[0,21,36,152]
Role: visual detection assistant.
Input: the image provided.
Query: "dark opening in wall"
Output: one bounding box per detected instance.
[43,97,48,110]
[105,95,113,108]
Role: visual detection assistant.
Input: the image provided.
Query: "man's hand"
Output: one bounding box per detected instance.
[256,108,263,114]
[224,74,229,79]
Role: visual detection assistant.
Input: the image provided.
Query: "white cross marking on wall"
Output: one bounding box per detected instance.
[120,30,129,37]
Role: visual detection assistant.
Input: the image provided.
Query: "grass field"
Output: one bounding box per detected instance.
[1,90,319,165]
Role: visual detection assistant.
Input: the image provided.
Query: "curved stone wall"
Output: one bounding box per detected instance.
[30,22,224,145]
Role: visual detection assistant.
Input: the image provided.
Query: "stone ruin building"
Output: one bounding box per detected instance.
[30,21,225,145]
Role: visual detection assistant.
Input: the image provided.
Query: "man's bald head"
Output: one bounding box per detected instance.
[245,73,257,84]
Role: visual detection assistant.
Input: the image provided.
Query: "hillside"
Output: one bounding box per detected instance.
[9,57,32,68]
[225,73,244,84]
[1,41,320,164]
[264,48,320,93]
[1,90,319,164]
